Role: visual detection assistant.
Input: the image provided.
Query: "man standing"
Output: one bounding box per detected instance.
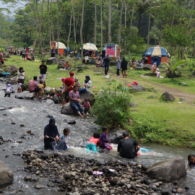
[39,61,47,81]
[103,55,110,75]
[118,132,140,159]
[61,72,75,103]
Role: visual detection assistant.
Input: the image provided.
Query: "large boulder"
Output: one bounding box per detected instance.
[61,103,74,115]
[147,158,186,182]
[160,92,175,102]
[15,91,34,100]
[46,57,57,65]
[0,161,14,188]
[80,90,95,105]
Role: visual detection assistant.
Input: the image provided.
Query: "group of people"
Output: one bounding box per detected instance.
[44,118,140,159]
[61,72,92,117]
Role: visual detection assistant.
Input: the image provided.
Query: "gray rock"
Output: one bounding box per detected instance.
[80,90,95,104]
[160,92,175,102]
[61,103,74,115]
[34,184,45,189]
[130,85,145,92]
[0,161,14,188]
[46,99,54,105]
[15,91,34,100]
[147,158,186,182]
[46,57,57,65]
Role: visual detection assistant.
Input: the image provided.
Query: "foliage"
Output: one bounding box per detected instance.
[164,58,186,78]
[1,0,195,58]
[92,88,131,129]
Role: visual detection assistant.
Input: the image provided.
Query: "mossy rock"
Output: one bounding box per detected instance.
[160,92,175,102]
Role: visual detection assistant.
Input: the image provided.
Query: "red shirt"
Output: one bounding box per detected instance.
[61,77,75,91]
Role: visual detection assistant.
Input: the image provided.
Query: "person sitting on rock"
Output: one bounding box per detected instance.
[34,80,45,99]
[82,99,91,115]
[151,63,157,74]
[84,75,92,89]
[64,61,71,70]
[69,85,84,117]
[188,154,195,168]
[28,76,38,92]
[4,83,14,97]
[99,127,112,151]
[44,118,60,150]
[117,132,140,159]
[86,132,100,152]
[55,128,70,151]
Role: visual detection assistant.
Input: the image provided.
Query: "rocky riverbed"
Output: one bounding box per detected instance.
[0,81,195,195]
[22,150,188,195]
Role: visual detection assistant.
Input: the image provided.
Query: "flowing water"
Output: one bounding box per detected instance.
[0,83,194,195]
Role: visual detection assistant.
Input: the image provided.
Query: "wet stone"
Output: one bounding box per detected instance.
[34,184,45,189]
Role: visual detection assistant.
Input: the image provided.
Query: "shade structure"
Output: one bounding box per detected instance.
[144,46,169,57]
[56,42,66,49]
[83,43,98,51]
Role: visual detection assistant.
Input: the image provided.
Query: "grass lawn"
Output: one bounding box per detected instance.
[4,56,195,148]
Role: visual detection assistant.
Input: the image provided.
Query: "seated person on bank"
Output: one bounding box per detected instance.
[117,132,140,159]
[69,85,84,117]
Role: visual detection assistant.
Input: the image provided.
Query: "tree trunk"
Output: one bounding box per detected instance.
[94,0,97,44]
[80,0,85,58]
[108,0,112,43]
[124,0,127,29]
[118,0,123,45]
[100,0,103,49]
[67,11,73,47]
[147,14,151,45]
[72,2,77,43]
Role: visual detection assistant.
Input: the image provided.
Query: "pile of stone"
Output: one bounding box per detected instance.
[22,150,188,194]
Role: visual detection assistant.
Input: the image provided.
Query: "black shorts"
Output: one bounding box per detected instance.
[18,79,24,84]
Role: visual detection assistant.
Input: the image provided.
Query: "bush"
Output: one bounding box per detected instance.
[92,89,131,129]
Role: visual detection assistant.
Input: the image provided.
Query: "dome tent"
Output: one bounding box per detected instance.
[144,46,170,65]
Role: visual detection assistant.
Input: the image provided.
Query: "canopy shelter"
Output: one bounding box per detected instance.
[103,43,121,58]
[144,46,170,65]
[50,41,66,56]
[83,43,98,51]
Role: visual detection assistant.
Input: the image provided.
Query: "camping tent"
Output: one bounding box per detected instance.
[83,43,98,51]
[144,46,170,65]
[103,43,121,58]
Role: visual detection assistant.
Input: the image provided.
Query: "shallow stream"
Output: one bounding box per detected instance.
[0,83,194,194]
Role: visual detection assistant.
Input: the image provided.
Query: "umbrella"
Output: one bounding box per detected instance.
[144,46,169,57]
[56,42,66,49]
[83,43,98,51]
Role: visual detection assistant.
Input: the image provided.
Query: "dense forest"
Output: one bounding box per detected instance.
[0,0,195,57]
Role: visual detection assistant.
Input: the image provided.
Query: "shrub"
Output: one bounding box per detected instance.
[92,89,131,129]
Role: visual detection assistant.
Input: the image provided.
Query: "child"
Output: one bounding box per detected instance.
[82,99,91,114]
[17,83,23,93]
[188,154,195,168]
[55,128,70,151]
[86,133,100,152]
[99,127,112,151]
[4,83,13,97]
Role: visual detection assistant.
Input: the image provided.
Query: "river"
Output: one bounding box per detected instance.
[0,82,194,195]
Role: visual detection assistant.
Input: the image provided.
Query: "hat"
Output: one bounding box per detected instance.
[69,72,74,76]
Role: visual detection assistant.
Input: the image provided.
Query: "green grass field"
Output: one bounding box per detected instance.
[4,56,195,148]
